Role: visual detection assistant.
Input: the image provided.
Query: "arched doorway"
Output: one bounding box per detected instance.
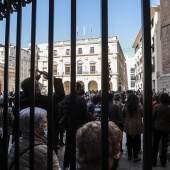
[64,81,70,94]
[88,81,98,91]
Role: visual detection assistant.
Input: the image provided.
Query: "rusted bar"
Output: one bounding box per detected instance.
[14,0,22,169]
[3,4,10,170]
[141,0,152,169]
[47,0,54,169]
[70,0,76,169]
[30,0,37,169]
[101,0,109,169]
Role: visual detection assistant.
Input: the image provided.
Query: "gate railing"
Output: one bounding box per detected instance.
[0,0,152,169]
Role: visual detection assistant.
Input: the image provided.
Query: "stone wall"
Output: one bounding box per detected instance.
[161,0,170,74]
[160,74,170,92]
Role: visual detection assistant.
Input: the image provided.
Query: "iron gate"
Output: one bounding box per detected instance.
[0,0,152,169]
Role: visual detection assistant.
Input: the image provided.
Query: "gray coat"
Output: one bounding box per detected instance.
[8,135,61,170]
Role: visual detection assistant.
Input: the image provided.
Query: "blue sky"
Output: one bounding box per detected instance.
[0,0,160,57]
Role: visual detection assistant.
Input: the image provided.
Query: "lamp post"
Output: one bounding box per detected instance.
[0,0,32,21]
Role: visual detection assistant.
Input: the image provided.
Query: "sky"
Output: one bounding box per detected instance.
[0,0,160,57]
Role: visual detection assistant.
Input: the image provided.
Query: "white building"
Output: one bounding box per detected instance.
[37,36,127,94]
[132,6,161,92]
[125,56,135,91]
[0,44,31,92]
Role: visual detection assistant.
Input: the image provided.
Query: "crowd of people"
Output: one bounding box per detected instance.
[0,71,170,169]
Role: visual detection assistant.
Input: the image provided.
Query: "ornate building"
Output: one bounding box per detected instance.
[160,0,170,92]
[132,6,161,92]
[0,44,31,92]
[37,36,127,94]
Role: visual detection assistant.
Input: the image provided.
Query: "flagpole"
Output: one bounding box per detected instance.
[83,24,85,36]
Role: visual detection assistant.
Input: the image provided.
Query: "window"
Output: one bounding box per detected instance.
[43,67,47,72]
[90,47,94,53]
[54,50,57,55]
[131,81,135,87]
[66,49,70,55]
[130,68,135,74]
[77,65,82,74]
[90,63,95,74]
[78,48,82,54]
[131,74,135,80]
[135,44,139,53]
[65,65,70,74]
[53,64,57,75]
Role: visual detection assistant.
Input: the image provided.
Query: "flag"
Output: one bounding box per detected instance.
[83,25,85,35]
[77,26,78,36]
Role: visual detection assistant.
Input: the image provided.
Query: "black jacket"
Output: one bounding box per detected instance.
[61,93,88,130]
[20,78,65,111]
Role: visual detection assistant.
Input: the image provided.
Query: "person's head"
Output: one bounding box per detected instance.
[108,92,114,102]
[76,82,85,95]
[91,95,98,105]
[114,93,121,101]
[76,121,122,170]
[159,93,170,105]
[96,94,101,104]
[21,78,41,96]
[20,107,48,138]
[154,94,160,102]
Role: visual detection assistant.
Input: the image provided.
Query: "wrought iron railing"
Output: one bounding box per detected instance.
[0,0,152,170]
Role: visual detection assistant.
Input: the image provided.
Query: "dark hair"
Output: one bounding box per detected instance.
[126,94,139,116]
[76,82,82,91]
[96,94,101,103]
[108,92,114,102]
[21,77,31,95]
[154,94,160,102]
[21,78,39,96]
[91,95,98,105]
[159,93,170,104]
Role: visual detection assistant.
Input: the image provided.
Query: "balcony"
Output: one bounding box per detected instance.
[61,70,101,76]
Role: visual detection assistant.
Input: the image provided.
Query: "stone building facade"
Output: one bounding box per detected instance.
[160,0,170,92]
[37,36,127,94]
[0,45,31,92]
[132,6,161,92]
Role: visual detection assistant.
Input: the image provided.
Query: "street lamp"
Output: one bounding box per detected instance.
[0,0,32,21]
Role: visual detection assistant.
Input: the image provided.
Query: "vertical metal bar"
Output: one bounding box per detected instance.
[70,0,76,169]
[14,0,22,169]
[101,0,108,169]
[141,0,152,169]
[3,5,10,170]
[47,0,54,169]
[30,0,37,169]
